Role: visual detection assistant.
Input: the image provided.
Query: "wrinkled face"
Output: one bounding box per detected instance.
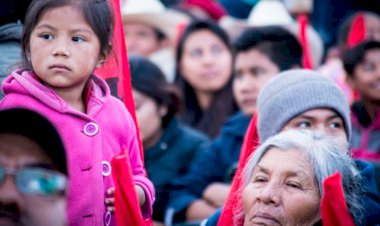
[243,148,320,226]
[29,6,103,96]
[347,49,380,102]
[283,108,347,144]
[365,14,380,41]
[0,134,67,226]
[180,29,233,94]
[124,22,166,56]
[233,49,280,116]
[132,89,165,148]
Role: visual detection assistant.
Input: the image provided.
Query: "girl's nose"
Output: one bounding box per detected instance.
[53,39,70,57]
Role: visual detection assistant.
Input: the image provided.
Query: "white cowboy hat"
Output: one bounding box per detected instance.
[121,0,190,40]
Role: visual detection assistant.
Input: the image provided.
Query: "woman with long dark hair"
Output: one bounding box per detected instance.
[175,20,238,138]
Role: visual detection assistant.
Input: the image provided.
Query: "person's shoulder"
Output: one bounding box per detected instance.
[177,119,210,143]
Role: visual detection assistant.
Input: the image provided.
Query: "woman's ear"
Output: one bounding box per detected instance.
[346,75,357,90]
[158,105,168,117]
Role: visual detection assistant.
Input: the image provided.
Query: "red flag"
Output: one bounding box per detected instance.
[347,13,366,48]
[298,14,313,69]
[218,114,259,226]
[96,1,152,225]
[111,149,148,226]
[95,0,144,159]
[321,172,356,226]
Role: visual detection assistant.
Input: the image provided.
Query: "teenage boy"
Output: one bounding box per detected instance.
[342,40,380,161]
[0,108,68,226]
[166,26,303,225]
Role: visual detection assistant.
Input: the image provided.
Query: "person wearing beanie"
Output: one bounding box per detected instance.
[257,69,351,143]
[255,69,380,225]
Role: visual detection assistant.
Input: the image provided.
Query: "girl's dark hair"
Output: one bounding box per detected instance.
[233,26,303,71]
[175,20,237,137]
[130,55,182,128]
[21,0,114,70]
[342,40,380,76]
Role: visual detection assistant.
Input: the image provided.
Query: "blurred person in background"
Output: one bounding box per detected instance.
[174,20,238,138]
[130,56,209,225]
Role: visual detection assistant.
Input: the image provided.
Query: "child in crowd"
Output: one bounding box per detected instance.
[0,1,154,225]
[130,56,209,224]
[342,40,380,161]
[175,20,238,138]
[166,25,302,225]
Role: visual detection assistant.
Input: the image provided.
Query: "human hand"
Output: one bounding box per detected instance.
[105,187,115,213]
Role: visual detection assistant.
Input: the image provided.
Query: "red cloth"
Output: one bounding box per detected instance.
[218,114,259,226]
[298,14,313,69]
[97,0,152,225]
[321,172,356,226]
[111,149,150,226]
[347,13,366,48]
[182,0,226,20]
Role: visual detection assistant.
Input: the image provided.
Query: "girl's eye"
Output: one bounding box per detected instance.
[40,34,53,40]
[296,121,311,128]
[211,45,223,55]
[72,36,85,43]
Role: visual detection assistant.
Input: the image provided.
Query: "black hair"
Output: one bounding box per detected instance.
[21,0,114,70]
[233,26,303,71]
[342,40,380,77]
[175,19,237,137]
[130,55,182,128]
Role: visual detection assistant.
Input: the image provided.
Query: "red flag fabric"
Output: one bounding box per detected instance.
[321,172,356,226]
[96,1,152,225]
[218,114,259,226]
[347,13,366,48]
[111,149,148,226]
[95,0,144,160]
[298,14,313,69]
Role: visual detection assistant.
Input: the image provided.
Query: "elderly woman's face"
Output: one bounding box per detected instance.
[242,148,320,226]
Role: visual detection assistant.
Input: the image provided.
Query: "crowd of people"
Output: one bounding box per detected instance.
[0,0,380,226]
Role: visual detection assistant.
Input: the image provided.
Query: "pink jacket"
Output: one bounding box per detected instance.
[1,70,155,226]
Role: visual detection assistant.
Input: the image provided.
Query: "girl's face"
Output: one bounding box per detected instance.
[132,89,165,149]
[29,6,103,95]
[347,49,380,103]
[179,29,232,94]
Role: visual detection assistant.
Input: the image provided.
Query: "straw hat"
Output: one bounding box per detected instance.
[121,0,190,40]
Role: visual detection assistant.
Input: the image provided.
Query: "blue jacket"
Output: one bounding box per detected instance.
[204,160,380,226]
[166,112,251,223]
[145,118,209,222]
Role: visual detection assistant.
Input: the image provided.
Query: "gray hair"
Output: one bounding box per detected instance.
[240,130,364,225]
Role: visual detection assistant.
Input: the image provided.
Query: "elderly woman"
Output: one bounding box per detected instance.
[240,130,363,226]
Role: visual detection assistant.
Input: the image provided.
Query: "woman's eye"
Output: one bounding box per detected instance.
[286,182,301,189]
[40,34,53,40]
[72,36,85,43]
[189,49,202,58]
[253,176,267,183]
[297,121,311,128]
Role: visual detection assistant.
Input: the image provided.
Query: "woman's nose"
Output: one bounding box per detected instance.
[257,182,281,206]
[0,175,21,205]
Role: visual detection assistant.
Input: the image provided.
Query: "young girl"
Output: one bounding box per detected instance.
[0,0,154,226]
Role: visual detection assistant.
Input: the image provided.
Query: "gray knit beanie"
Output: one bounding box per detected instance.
[257,69,351,143]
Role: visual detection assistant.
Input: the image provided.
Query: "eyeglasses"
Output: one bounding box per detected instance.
[0,167,67,197]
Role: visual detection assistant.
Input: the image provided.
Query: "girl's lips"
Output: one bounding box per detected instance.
[49,64,71,71]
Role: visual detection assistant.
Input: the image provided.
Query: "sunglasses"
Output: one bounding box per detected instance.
[0,167,67,197]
